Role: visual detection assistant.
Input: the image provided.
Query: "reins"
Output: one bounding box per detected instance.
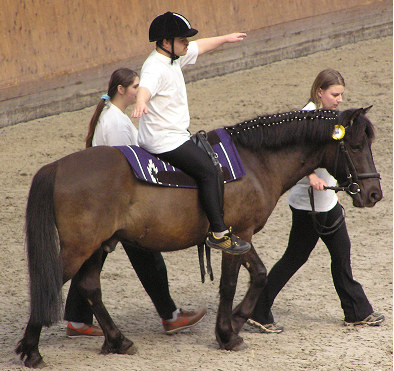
[308,185,346,236]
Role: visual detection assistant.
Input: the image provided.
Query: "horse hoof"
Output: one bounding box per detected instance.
[125,344,138,355]
[119,338,137,355]
[231,340,248,351]
[216,333,245,351]
[25,357,46,369]
[16,342,46,369]
[101,338,137,355]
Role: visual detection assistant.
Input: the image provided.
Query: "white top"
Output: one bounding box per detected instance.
[303,101,318,110]
[286,102,338,212]
[137,41,199,154]
[92,102,138,146]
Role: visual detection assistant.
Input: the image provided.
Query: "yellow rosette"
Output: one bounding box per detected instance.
[332,125,345,140]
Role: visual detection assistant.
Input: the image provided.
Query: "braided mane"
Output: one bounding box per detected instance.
[225,110,338,151]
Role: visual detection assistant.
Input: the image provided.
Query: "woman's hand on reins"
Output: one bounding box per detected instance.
[308,172,327,191]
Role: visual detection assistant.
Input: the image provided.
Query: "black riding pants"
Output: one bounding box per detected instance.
[252,202,373,324]
[64,243,177,323]
[156,139,226,232]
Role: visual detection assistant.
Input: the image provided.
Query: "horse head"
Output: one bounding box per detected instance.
[323,106,382,207]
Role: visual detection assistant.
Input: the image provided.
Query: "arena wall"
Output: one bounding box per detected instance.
[0,0,392,127]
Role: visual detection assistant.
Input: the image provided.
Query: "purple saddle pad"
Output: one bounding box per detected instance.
[115,128,245,188]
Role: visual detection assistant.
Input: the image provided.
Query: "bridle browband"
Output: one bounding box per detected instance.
[309,116,380,236]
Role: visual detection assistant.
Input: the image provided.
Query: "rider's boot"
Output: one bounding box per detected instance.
[205,227,251,255]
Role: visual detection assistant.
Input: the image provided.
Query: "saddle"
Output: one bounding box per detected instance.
[115,128,245,189]
[105,131,224,282]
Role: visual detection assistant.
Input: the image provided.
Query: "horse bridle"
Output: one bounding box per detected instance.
[327,138,381,194]
[309,129,380,236]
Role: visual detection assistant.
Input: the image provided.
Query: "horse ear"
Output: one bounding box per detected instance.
[362,105,373,114]
[349,108,364,126]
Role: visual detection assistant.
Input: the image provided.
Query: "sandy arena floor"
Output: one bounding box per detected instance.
[0,36,392,370]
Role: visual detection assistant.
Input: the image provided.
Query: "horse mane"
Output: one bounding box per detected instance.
[224,110,338,151]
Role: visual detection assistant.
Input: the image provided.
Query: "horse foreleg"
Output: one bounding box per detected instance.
[76,249,137,355]
[231,244,267,334]
[215,253,245,351]
[15,320,45,368]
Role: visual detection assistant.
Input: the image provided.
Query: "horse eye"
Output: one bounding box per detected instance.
[350,144,363,151]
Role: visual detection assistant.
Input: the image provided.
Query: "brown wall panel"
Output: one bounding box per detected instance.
[0,0,391,127]
[1,0,379,89]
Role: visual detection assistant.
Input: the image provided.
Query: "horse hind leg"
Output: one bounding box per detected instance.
[75,248,137,355]
[15,321,45,368]
[231,244,267,334]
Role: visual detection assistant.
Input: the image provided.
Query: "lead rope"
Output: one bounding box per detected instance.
[308,140,345,236]
[308,186,346,236]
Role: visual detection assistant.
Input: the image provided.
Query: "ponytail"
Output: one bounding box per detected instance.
[85,99,106,148]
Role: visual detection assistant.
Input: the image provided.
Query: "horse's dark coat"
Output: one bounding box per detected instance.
[16,108,382,367]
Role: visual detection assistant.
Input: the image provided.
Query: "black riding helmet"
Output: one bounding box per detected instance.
[149,12,198,42]
[149,12,198,64]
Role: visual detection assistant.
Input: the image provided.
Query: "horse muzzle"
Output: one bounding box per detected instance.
[349,178,382,208]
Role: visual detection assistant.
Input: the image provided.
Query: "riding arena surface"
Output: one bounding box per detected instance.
[0,37,392,370]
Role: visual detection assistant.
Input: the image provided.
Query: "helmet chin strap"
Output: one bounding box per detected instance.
[157,39,179,64]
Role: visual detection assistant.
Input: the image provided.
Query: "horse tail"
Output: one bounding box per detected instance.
[25,161,62,326]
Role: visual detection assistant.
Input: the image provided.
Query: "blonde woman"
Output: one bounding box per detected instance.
[248,69,384,333]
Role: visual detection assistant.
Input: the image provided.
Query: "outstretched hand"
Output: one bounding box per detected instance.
[225,33,247,43]
[196,32,247,55]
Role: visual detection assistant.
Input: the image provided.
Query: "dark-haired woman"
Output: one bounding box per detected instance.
[85,68,139,147]
[65,68,206,337]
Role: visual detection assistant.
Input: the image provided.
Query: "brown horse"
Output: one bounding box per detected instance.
[16,107,382,368]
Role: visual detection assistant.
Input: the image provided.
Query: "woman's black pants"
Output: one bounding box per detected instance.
[252,202,373,324]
